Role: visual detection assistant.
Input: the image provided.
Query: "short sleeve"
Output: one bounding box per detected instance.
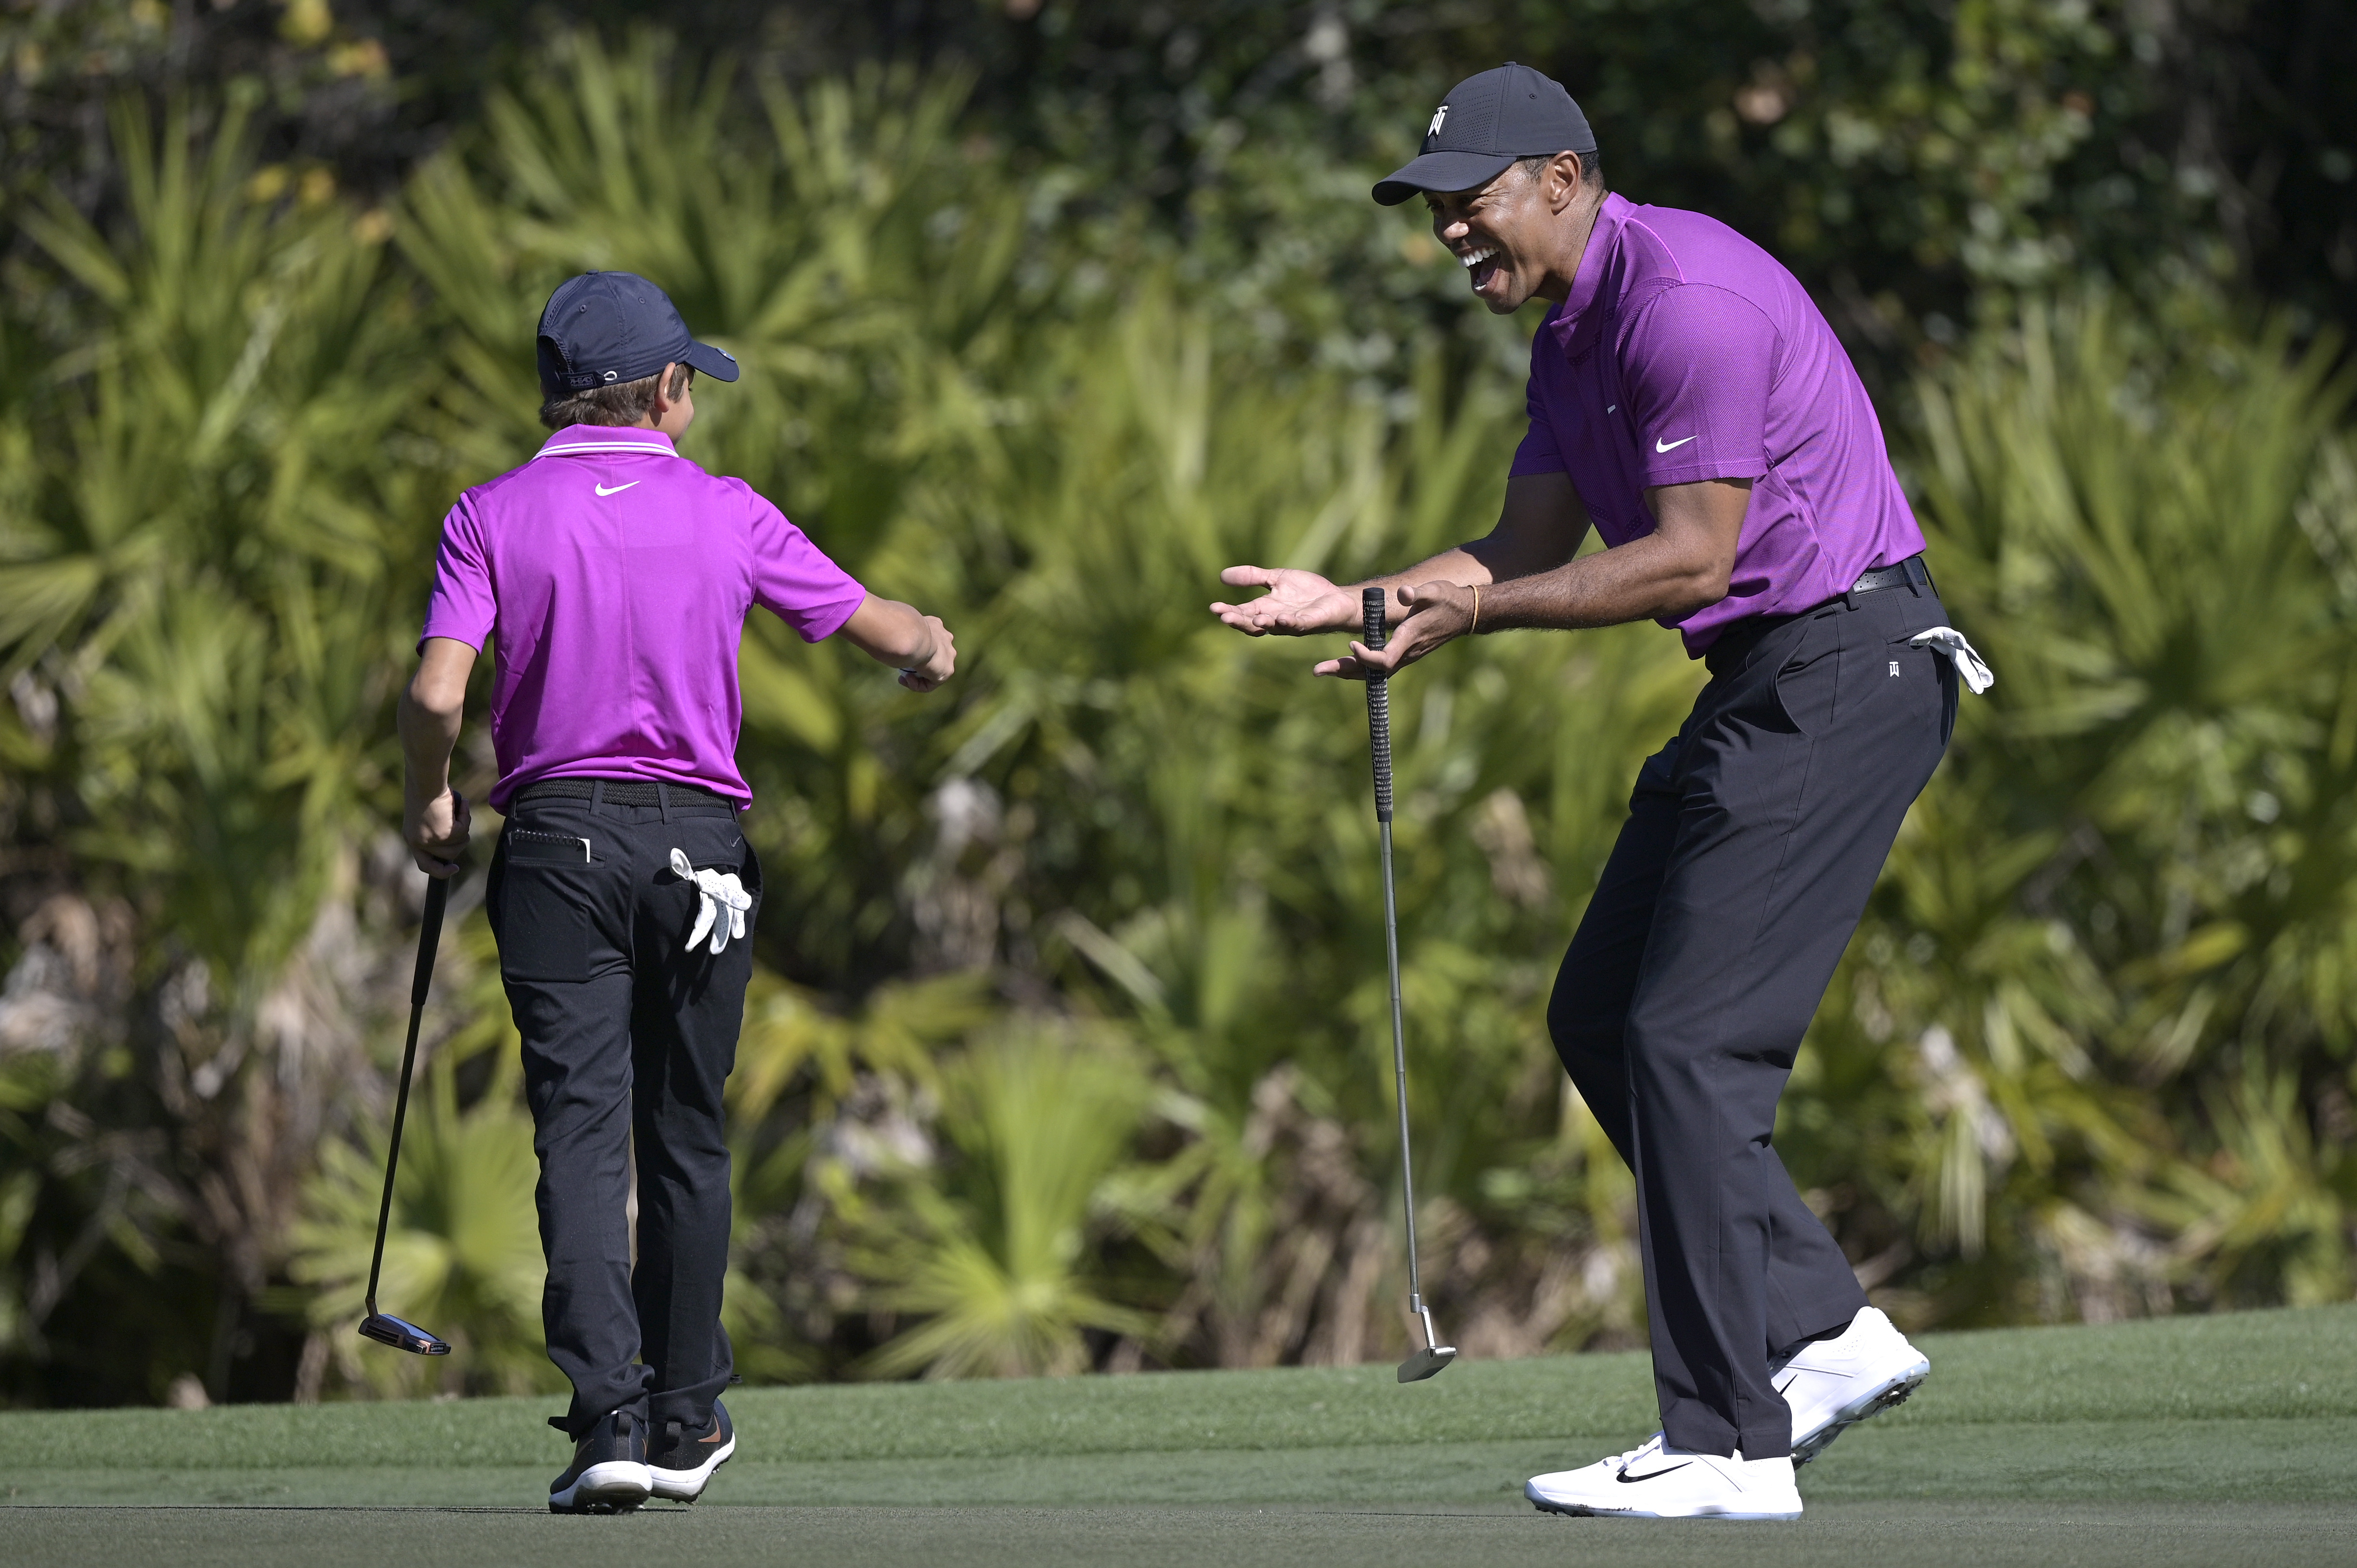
[419,495,495,653]
[1621,284,1775,488]
[740,482,868,643]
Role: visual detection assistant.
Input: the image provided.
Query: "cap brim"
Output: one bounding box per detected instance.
[1372,150,1518,206]
[683,339,740,383]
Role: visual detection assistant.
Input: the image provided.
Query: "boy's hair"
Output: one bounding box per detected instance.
[539,362,695,431]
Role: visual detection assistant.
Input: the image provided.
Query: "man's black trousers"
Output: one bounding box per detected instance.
[1547,581,1956,1459]
[487,783,760,1439]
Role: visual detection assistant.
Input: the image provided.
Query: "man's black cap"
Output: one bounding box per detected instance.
[536,272,741,399]
[1373,63,1597,206]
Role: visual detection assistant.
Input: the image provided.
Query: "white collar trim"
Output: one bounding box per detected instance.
[533,439,677,459]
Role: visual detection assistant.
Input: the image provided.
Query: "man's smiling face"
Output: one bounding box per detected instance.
[1424,156,1587,314]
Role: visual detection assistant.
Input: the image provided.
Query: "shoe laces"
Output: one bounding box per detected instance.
[1606,1432,1667,1472]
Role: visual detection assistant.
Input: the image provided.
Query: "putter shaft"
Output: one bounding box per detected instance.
[364,876,448,1328]
[1362,587,1454,1379]
[1378,818,1425,1317]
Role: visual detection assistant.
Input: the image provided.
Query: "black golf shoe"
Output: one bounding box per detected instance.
[548,1408,652,1514]
[647,1399,736,1503]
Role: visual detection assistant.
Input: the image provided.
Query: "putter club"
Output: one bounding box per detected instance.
[358,873,454,1358]
[1363,586,1459,1385]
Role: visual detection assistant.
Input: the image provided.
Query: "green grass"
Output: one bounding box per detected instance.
[2,1306,2354,1566]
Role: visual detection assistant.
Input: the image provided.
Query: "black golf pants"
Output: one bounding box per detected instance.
[1547,582,1956,1459]
[487,783,759,1439]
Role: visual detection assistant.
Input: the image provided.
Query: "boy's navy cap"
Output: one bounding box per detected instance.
[536,272,740,398]
[1373,63,1597,206]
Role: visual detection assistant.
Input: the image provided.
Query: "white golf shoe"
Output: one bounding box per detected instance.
[1525,1433,1803,1520]
[1775,1305,1930,1464]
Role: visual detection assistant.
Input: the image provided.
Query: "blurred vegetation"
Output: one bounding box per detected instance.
[0,21,2350,1406]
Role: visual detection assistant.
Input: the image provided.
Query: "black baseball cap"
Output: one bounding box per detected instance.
[1373,63,1597,206]
[536,272,741,398]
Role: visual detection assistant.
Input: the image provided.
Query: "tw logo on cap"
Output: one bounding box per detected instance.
[1427,104,1449,140]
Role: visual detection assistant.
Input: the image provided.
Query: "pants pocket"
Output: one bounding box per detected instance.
[490,854,599,983]
[1939,654,1960,746]
[1770,616,1839,736]
[655,820,761,954]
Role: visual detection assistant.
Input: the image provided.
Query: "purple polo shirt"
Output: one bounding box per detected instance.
[1510,193,1924,655]
[420,426,867,810]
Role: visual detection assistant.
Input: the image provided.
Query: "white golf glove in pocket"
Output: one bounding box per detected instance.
[1907,626,1994,695]
[670,847,751,954]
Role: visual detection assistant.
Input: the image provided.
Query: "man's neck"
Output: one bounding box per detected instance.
[1538,192,1607,306]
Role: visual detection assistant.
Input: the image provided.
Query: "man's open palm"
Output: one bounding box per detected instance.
[1210,566,1358,636]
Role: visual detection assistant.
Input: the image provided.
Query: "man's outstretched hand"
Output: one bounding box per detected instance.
[1313,582,1474,681]
[1210,566,1360,636]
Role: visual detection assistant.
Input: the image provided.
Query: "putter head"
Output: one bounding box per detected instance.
[359,1312,451,1356]
[1397,1344,1457,1383]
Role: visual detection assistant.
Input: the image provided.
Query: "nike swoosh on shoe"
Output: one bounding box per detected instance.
[1618,1462,1692,1483]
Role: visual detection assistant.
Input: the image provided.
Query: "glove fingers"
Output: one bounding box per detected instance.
[674,851,752,952]
[1908,625,1995,696]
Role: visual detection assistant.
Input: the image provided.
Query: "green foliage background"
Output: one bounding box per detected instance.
[0,13,2351,1407]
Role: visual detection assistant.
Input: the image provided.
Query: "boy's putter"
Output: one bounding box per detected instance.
[1362,586,1458,1384]
[359,874,453,1358]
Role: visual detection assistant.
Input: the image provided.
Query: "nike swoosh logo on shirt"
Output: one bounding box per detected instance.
[595,481,641,496]
[1618,1462,1693,1483]
[1655,435,1697,453]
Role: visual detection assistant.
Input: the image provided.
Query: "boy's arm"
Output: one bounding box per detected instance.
[401,637,478,876]
[837,594,958,693]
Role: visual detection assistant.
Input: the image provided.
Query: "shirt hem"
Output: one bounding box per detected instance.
[1641,457,1770,488]
[801,588,868,645]
[417,624,487,656]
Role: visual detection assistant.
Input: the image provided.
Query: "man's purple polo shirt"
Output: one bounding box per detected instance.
[420,426,867,810]
[1510,192,1924,655]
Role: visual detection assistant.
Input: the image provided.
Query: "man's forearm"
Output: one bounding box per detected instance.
[1475,532,1732,632]
[1467,479,1748,633]
[1360,515,1589,602]
[1361,527,1581,598]
[1359,545,1493,596]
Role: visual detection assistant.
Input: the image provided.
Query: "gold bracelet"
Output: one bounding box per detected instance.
[1469,583,1482,635]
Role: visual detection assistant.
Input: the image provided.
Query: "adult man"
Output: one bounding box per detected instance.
[1211,64,1988,1521]
[400,272,957,1512]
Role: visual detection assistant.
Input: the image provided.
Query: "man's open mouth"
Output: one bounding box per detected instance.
[1460,244,1503,295]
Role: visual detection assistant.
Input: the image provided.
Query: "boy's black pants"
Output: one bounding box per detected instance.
[488,782,759,1439]
[1547,581,1955,1459]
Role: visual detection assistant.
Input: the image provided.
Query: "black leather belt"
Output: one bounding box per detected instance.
[1705,554,1933,676]
[1847,554,1933,599]
[514,777,738,811]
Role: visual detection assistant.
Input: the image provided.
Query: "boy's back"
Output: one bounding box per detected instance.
[426,425,864,810]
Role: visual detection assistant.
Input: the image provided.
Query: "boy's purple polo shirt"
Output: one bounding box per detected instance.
[1510,193,1925,656]
[420,426,867,810]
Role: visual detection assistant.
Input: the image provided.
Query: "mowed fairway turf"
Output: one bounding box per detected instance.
[2,1305,2352,1567]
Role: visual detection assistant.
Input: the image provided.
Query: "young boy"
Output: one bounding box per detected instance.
[398,271,957,1513]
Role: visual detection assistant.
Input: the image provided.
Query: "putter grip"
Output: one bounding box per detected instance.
[1363,586,1393,824]
[411,877,449,1008]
